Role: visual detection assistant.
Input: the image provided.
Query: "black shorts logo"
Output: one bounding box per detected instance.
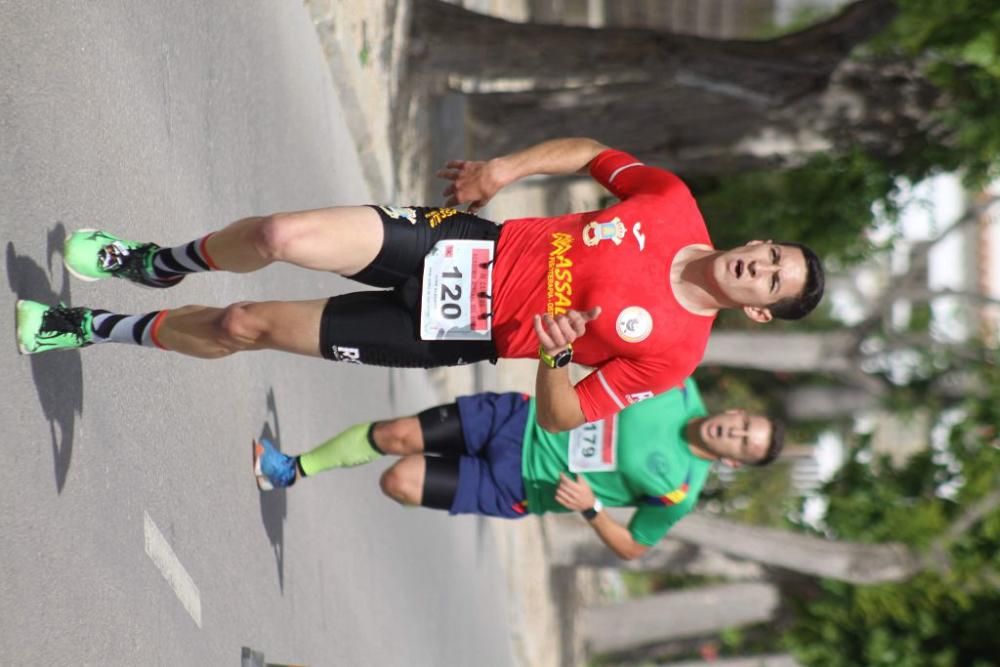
[331,346,362,363]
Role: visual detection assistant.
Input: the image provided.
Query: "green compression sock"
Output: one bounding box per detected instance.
[298,422,382,476]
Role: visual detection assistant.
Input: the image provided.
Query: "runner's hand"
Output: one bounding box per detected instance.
[437,159,502,213]
[533,307,602,356]
[555,473,597,512]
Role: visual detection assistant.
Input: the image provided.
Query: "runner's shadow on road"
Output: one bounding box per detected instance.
[257,387,287,592]
[6,226,83,493]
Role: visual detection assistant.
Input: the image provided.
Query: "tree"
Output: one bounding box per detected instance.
[411,0,902,173]
[410,0,1000,189]
[583,582,780,656]
[544,513,765,579]
[660,656,802,667]
[700,193,1000,406]
[544,479,1000,583]
[547,510,920,584]
[782,362,1000,666]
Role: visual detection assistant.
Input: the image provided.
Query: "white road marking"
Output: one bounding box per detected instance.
[143,511,202,628]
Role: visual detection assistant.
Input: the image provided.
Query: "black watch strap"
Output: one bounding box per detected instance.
[581,498,603,521]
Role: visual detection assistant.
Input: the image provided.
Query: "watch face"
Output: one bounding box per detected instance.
[554,348,573,368]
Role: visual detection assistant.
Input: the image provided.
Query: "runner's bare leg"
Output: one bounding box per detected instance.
[156,299,327,358]
[204,206,384,275]
[379,455,427,505]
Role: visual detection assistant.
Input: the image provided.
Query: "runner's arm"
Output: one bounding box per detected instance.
[588,511,649,561]
[532,307,602,432]
[439,137,609,212]
[535,362,586,432]
[555,473,648,560]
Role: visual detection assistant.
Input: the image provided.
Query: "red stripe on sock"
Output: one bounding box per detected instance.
[149,310,170,350]
[199,233,220,270]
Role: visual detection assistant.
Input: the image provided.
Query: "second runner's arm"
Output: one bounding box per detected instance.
[555,473,649,561]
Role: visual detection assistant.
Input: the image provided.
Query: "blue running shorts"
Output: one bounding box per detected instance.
[451,392,531,519]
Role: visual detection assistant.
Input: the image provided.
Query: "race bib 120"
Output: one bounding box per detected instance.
[420,239,493,341]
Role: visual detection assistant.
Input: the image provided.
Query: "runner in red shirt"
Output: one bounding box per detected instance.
[491,148,717,421]
[16,138,824,429]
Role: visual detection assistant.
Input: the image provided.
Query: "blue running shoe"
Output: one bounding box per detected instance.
[253,438,297,490]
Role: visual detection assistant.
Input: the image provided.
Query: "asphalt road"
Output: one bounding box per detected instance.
[0,2,513,664]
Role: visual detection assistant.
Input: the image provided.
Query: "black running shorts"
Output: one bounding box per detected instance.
[319,205,500,368]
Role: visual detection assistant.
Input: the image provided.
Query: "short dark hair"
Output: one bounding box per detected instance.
[768,242,825,320]
[752,419,784,467]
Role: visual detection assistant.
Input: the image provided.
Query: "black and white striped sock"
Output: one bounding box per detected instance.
[150,235,218,280]
[91,310,168,348]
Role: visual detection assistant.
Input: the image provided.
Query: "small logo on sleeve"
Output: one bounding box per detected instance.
[626,391,654,404]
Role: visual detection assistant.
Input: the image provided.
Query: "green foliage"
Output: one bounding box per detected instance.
[692,1,1000,265]
[786,575,1000,666]
[620,571,721,598]
[870,0,1000,185]
[691,150,899,265]
[784,361,1000,666]
[822,444,950,547]
[751,4,840,39]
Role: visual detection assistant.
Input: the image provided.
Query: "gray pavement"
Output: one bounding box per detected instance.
[1,2,513,665]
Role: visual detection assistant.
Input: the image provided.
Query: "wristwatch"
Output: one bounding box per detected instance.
[581,498,603,521]
[539,343,573,369]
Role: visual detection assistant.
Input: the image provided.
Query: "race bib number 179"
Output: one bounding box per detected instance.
[420,239,494,341]
[567,415,618,473]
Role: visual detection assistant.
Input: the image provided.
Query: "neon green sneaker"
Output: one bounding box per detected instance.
[16,300,94,355]
[63,229,182,288]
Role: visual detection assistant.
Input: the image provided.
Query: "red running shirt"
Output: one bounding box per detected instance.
[491,149,716,421]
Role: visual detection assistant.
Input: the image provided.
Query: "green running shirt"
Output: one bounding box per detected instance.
[521,378,712,546]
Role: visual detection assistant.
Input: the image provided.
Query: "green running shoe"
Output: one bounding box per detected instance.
[63,229,182,288]
[16,300,94,355]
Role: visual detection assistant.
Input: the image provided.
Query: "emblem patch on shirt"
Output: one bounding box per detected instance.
[645,451,668,477]
[583,217,626,247]
[616,306,653,343]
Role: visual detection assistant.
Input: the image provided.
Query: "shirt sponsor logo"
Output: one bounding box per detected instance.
[547,232,574,316]
[626,390,654,404]
[583,217,626,247]
[632,222,646,251]
[616,306,653,343]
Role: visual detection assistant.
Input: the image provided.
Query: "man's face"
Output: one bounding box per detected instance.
[698,410,772,465]
[712,241,807,313]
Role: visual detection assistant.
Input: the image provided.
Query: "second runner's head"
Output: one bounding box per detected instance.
[685,409,784,468]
